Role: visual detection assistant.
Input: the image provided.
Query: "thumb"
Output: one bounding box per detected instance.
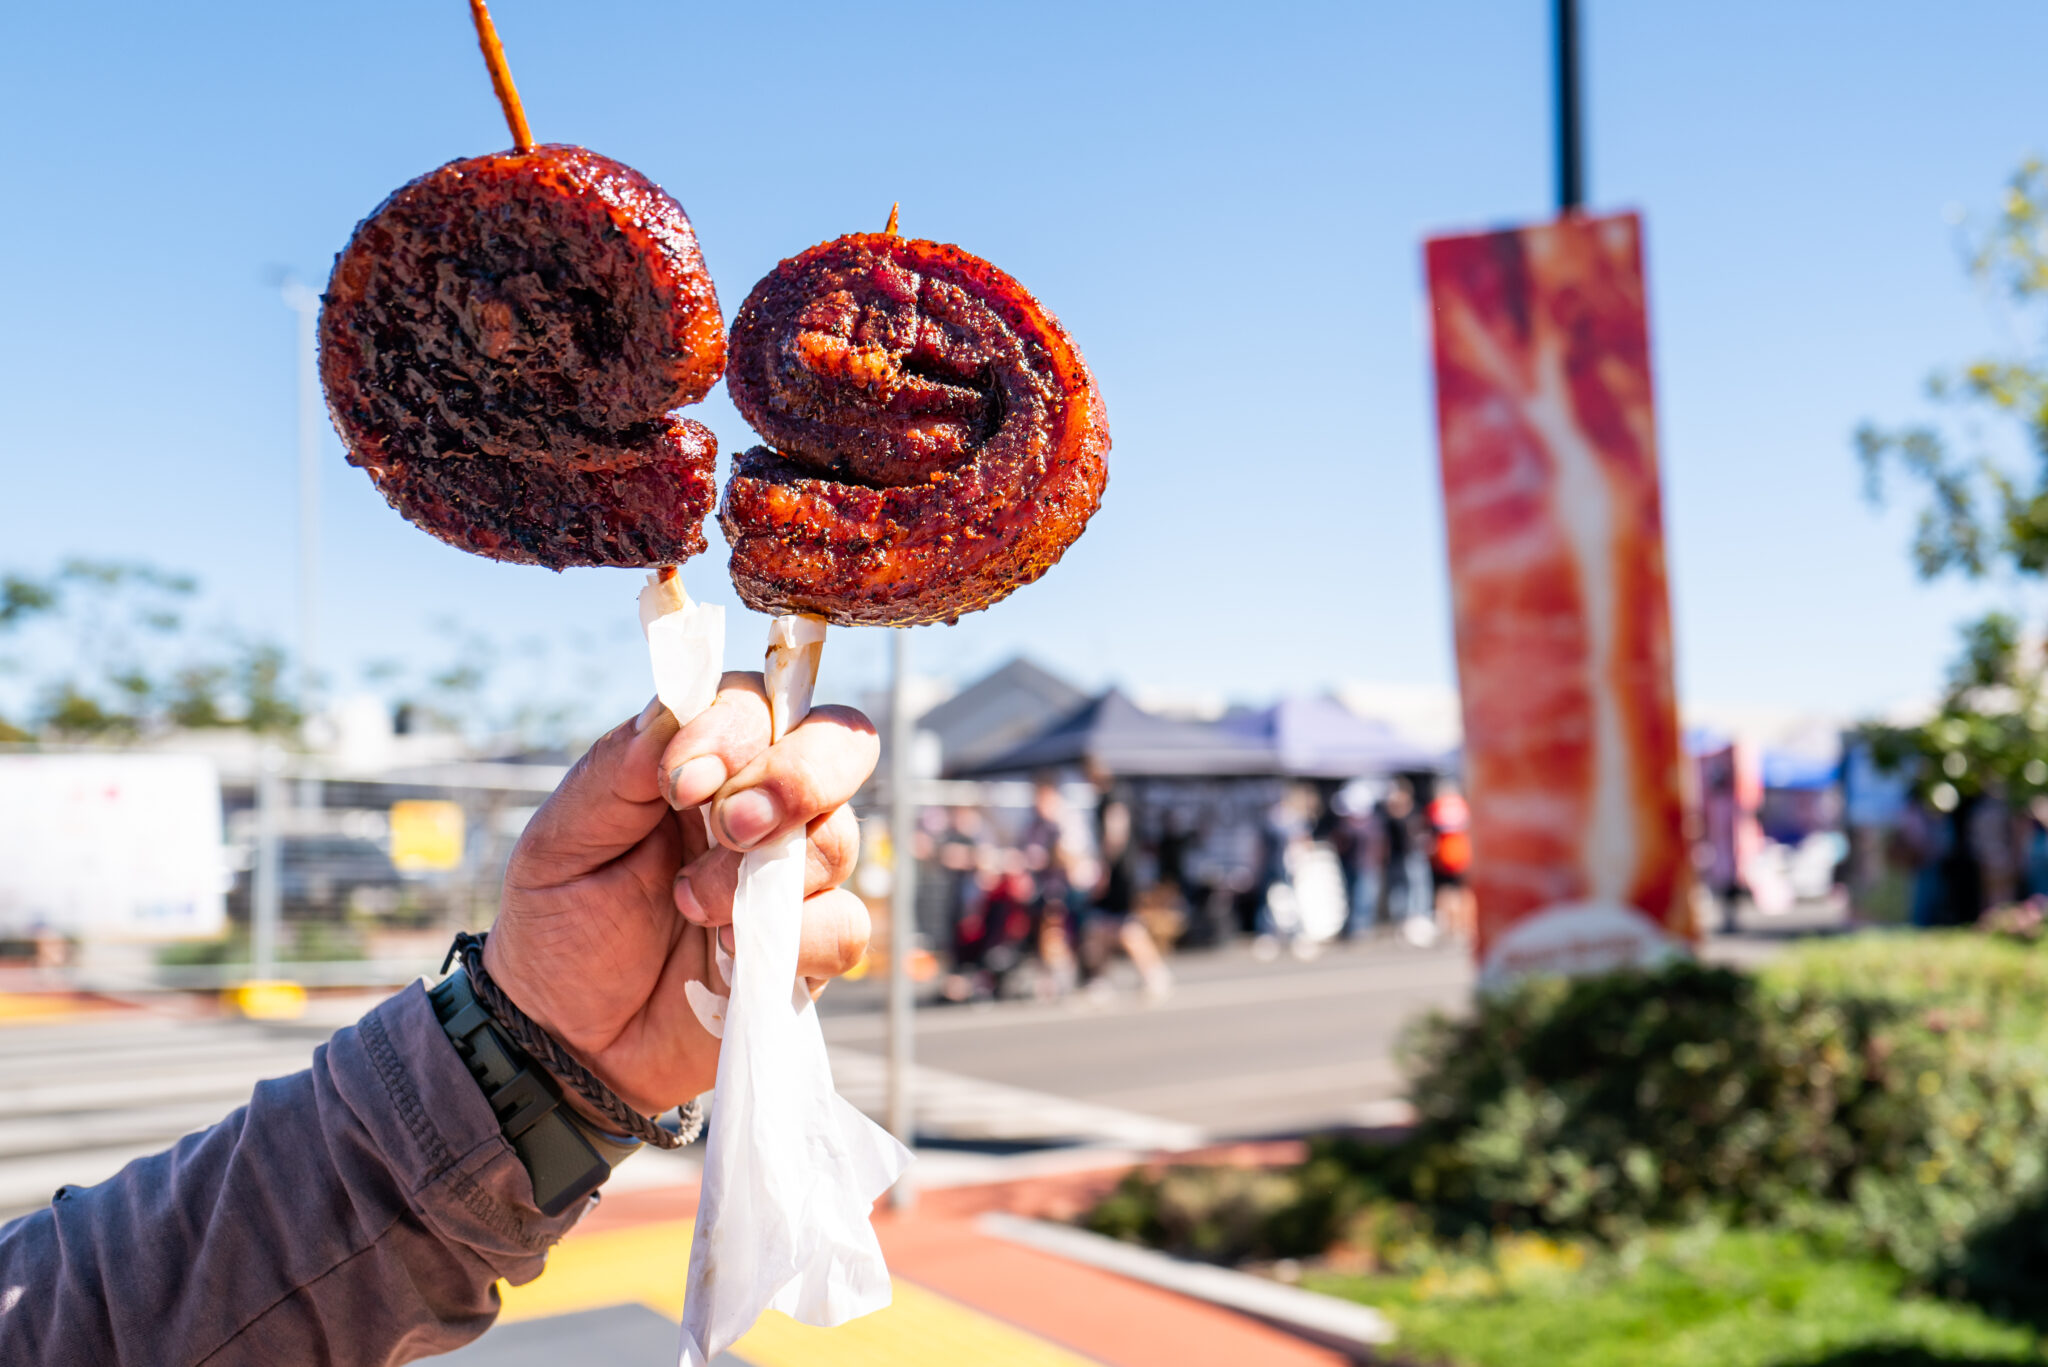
[512,696,681,885]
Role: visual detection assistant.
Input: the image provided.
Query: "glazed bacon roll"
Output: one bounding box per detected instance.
[320,145,725,568]
[720,233,1109,626]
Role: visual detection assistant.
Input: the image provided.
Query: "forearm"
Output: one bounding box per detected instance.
[0,984,585,1367]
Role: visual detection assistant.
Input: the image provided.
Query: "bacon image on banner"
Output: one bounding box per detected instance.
[1424,210,1695,988]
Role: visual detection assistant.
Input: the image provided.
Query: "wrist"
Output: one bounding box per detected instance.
[449,930,703,1152]
[480,933,656,1122]
[426,964,638,1215]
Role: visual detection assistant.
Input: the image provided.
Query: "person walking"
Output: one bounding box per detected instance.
[1379,782,1415,919]
[1427,780,1476,942]
[1380,781,1436,946]
[1255,786,1319,960]
[1020,776,1081,997]
[1337,785,1387,939]
[1083,763,1172,1002]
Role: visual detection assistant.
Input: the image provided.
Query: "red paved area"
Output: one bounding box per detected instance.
[874,1210,1346,1367]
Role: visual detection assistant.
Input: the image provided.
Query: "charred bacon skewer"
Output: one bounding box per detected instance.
[719,215,1108,625]
[682,207,1106,1361]
[319,2,725,569]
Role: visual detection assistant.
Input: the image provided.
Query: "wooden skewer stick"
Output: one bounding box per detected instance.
[763,615,827,748]
[884,202,900,237]
[468,0,534,152]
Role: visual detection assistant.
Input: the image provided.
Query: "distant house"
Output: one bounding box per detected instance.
[923,657,1089,777]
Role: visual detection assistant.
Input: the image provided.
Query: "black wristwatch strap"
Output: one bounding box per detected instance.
[428,966,638,1216]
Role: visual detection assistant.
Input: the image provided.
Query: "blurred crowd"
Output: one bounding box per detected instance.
[909,770,1475,1006]
[1885,794,2048,929]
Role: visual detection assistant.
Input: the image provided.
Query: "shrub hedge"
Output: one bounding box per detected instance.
[1085,932,2048,1317]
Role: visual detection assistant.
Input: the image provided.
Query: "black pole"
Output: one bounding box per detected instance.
[1555,0,1584,213]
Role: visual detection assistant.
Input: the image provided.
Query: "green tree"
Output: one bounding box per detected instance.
[237,643,300,734]
[1861,160,2048,808]
[0,560,301,740]
[1859,611,2048,812]
[1860,158,2048,578]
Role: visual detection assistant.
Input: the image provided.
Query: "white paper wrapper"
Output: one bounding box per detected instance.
[638,572,730,1042]
[680,614,913,1367]
[639,572,725,725]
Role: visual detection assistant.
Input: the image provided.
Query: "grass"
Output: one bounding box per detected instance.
[1303,1225,2046,1367]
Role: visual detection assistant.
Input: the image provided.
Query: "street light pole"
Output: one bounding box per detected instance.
[885,628,917,1210]
[1555,0,1585,213]
[281,280,322,718]
[252,743,284,983]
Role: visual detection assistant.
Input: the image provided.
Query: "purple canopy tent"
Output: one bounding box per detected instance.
[1219,695,1446,779]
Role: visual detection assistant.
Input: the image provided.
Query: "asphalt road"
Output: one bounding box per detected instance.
[820,938,1473,1140]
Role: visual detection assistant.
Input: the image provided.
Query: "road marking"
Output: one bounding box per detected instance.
[0,1098,241,1160]
[0,1014,1196,1220]
[6,1062,312,1115]
[0,1032,307,1073]
[823,956,1470,1044]
[1081,1056,1406,1114]
[0,1141,170,1212]
[0,995,125,1027]
[831,1049,1203,1150]
[0,1019,253,1059]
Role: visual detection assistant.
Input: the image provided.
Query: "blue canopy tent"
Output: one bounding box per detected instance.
[1685,726,1843,792]
[1761,750,1841,792]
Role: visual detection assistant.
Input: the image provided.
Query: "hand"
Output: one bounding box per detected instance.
[483,674,879,1120]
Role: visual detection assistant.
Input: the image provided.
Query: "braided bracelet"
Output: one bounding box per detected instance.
[442,931,704,1150]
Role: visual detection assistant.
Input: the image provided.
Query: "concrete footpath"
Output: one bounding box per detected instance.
[443,1153,1351,1367]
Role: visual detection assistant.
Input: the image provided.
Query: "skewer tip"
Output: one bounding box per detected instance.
[884,203,900,237]
[469,0,535,152]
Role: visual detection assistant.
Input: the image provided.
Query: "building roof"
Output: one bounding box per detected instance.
[923,657,1090,776]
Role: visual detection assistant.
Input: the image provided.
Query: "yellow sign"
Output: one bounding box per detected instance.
[226,979,307,1021]
[389,800,466,872]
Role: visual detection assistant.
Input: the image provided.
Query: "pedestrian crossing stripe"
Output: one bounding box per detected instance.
[498,1219,1097,1366]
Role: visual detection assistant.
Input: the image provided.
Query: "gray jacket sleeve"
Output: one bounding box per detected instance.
[0,982,588,1367]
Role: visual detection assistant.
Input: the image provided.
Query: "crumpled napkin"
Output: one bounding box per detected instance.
[678,613,913,1365]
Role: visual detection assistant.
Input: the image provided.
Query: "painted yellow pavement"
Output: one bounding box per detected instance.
[497,1219,1096,1367]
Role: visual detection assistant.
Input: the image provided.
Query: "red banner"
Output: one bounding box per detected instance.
[1425,211,1695,988]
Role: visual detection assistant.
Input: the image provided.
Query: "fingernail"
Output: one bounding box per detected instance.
[667,754,726,810]
[634,695,666,733]
[719,924,736,955]
[675,872,708,925]
[718,789,780,849]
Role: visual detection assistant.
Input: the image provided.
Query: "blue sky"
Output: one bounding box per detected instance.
[2,1,2043,732]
